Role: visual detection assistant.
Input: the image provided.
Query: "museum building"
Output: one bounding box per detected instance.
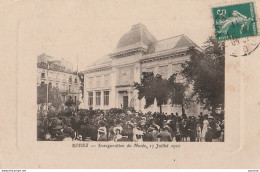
[82,23,203,114]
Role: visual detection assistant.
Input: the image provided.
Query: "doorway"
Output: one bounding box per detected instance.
[123,96,128,109]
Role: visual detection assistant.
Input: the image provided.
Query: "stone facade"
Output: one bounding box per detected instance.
[82,23,205,115]
[37,53,81,104]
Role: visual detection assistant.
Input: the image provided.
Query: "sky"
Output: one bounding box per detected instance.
[18,0,214,71]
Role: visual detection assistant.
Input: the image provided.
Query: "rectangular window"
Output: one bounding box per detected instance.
[104,91,109,106]
[41,73,45,79]
[96,92,101,106]
[88,92,93,106]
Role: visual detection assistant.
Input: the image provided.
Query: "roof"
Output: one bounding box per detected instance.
[116,23,157,51]
[153,34,195,53]
[85,25,198,69]
[92,55,112,66]
[85,55,112,71]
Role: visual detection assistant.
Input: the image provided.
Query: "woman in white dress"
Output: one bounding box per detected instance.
[201,116,209,142]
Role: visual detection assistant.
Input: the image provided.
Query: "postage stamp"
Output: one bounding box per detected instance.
[212,2,258,41]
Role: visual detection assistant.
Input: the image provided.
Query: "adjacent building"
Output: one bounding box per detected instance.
[37,53,81,104]
[82,23,205,115]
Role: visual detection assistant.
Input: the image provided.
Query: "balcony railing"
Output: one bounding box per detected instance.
[37,62,73,74]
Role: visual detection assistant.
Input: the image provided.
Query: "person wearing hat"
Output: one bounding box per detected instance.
[143,127,155,142]
[206,116,216,142]
[97,128,107,141]
[113,126,123,142]
[121,122,134,141]
[133,129,144,142]
[97,120,107,141]
[157,127,173,142]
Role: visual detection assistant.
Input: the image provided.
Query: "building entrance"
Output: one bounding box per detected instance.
[123,96,128,109]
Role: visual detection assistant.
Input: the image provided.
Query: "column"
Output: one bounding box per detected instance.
[84,75,88,107]
[101,90,104,109]
[134,63,141,83]
[154,66,159,75]
[111,67,117,108]
[84,91,88,109]
[128,91,131,107]
[93,91,96,110]
[115,91,119,108]
[168,62,172,78]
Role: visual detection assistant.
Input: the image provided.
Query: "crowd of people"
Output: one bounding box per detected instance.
[37,107,225,142]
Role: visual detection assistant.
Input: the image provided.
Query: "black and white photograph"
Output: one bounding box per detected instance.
[37,22,225,142]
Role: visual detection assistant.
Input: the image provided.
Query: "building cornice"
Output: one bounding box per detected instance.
[37,66,77,75]
[83,66,112,74]
[140,47,190,64]
[109,47,147,59]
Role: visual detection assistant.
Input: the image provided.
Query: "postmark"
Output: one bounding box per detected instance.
[228,36,260,57]
[212,2,258,41]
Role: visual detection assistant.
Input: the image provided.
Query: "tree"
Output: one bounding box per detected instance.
[37,82,61,109]
[37,82,55,105]
[65,96,75,108]
[134,72,169,113]
[181,36,225,110]
[51,96,63,109]
[37,83,47,105]
[168,74,189,114]
[73,71,84,99]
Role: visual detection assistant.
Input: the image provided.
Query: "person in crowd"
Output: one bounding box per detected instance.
[206,116,218,142]
[201,114,209,142]
[113,127,123,141]
[133,127,144,142]
[143,127,155,142]
[220,120,225,142]
[188,116,197,142]
[97,128,107,141]
[175,117,182,142]
[157,126,173,142]
[37,106,224,142]
[97,120,107,140]
[196,122,202,142]
[181,119,189,142]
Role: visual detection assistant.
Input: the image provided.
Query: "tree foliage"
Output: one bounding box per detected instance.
[65,96,75,107]
[37,82,62,109]
[73,71,84,99]
[134,72,169,113]
[181,36,225,109]
[168,74,189,114]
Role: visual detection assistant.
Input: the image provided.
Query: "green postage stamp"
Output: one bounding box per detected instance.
[212,2,258,41]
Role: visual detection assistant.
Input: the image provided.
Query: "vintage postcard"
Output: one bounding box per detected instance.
[0,0,260,169]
